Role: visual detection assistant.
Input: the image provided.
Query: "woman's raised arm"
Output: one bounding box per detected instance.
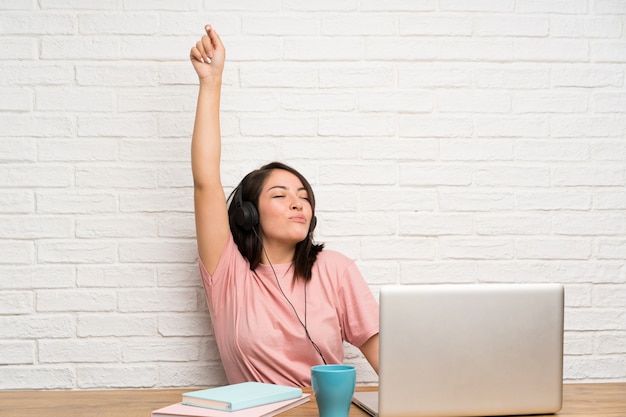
[190,25,229,274]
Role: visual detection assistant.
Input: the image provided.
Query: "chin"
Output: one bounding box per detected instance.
[290,231,309,245]
[293,235,308,244]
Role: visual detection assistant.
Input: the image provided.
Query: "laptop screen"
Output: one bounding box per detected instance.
[355,283,564,417]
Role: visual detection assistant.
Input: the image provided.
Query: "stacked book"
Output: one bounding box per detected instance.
[152,382,310,417]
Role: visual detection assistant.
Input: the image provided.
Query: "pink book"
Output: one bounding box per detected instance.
[152,394,310,417]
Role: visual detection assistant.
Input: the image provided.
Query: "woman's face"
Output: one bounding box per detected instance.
[257,169,313,247]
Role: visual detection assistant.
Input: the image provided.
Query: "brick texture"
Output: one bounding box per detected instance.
[0,0,625,389]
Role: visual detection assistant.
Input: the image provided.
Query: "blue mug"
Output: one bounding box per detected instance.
[311,365,356,417]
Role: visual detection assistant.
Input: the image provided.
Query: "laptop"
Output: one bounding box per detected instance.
[353,284,564,417]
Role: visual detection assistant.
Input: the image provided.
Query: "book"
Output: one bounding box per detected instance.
[182,382,303,411]
[152,394,310,417]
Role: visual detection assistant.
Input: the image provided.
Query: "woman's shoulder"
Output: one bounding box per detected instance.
[314,247,356,268]
[312,248,366,288]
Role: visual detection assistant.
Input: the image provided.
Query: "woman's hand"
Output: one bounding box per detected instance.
[190,25,225,82]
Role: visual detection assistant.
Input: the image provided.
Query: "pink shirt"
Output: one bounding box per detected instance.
[199,235,379,387]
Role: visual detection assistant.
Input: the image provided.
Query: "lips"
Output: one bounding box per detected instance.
[289,215,307,223]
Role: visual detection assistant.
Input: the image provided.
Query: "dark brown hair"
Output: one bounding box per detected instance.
[228,162,324,282]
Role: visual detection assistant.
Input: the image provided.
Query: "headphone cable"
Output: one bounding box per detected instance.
[253,228,327,365]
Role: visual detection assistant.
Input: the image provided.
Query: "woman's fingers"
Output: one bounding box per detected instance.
[207,25,224,54]
[201,33,217,60]
[190,43,203,63]
[192,38,212,64]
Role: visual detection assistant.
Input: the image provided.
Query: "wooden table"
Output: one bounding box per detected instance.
[0,383,624,417]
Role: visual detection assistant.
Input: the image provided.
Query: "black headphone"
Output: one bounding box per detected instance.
[233,184,259,231]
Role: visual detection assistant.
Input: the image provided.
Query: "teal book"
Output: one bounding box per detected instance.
[181,382,303,411]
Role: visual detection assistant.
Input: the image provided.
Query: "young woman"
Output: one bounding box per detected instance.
[189,25,379,387]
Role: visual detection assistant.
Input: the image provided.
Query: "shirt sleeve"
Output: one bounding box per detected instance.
[198,234,253,323]
[198,234,248,288]
[337,258,380,348]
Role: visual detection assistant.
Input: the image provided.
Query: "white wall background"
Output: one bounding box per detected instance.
[1,0,625,390]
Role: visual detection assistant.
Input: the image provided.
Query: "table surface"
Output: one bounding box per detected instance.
[0,383,624,417]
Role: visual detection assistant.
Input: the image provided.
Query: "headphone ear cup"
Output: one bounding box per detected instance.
[235,201,259,231]
[310,215,317,231]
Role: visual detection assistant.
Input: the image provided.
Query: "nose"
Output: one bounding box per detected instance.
[291,198,303,210]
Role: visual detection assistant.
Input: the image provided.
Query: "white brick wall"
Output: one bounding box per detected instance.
[1,0,625,389]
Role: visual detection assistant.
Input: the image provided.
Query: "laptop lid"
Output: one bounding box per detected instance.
[355,283,564,417]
